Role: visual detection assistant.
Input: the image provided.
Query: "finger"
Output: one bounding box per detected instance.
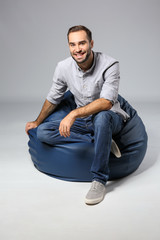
[25,123,34,135]
[66,126,70,137]
[26,126,31,135]
[63,126,68,138]
[59,125,66,137]
[25,124,29,135]
[62,126,70,138]
[59,122,70,138]
[63,125,71,137]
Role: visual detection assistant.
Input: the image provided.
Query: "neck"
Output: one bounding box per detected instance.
[78,51,94,72]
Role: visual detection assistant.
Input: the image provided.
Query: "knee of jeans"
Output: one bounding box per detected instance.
[37,124,46,142]
[93,111,112,128]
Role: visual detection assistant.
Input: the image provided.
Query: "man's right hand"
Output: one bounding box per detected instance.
[25,121,38,135]
[25,99,57,135]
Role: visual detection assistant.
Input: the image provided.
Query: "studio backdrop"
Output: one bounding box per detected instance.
[0,0,160,102]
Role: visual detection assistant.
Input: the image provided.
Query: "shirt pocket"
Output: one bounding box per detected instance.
[88,79,103,100]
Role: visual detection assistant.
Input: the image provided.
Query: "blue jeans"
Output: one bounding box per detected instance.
[37,107,124,184]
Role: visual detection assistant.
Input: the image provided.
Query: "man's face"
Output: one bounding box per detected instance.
[68,30,93,64]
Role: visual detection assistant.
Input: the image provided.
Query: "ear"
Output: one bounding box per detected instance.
[91,40,94,49]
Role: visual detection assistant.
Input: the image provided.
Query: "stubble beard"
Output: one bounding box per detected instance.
[71,48,92,64]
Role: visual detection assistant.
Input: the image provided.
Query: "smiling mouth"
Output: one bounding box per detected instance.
[74,52,85,58]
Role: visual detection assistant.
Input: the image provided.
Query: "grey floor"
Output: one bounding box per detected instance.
[0,100,160,240]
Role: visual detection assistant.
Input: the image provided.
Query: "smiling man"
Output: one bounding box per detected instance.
[25,25,129,205]
[69,30,94,68]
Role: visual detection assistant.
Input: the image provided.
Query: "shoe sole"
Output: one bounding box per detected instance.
[111,140,121,158]
[85,195,104,205]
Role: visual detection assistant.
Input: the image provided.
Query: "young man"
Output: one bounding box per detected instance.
[25,25,129,205]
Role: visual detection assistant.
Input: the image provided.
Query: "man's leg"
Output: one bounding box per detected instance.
[92,110,124,183]
[85,110,124,205]
[36,95,93,144]
[37,117,93,145]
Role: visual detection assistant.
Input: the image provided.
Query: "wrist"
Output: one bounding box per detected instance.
[70,109,78,119]
[34,119,40,126]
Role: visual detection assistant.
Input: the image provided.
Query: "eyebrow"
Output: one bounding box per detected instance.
[69,40,87,45]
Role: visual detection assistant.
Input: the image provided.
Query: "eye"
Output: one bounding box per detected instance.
[70,43,75,47]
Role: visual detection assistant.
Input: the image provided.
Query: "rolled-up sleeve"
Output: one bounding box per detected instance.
[47,63,67,105]
[100,62,120,104]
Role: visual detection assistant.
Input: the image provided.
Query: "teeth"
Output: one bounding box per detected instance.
[76,53,83,56]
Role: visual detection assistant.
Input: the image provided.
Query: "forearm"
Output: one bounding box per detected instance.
[59,98,112,137]
[35,99,57,125]
[70,98,112,119]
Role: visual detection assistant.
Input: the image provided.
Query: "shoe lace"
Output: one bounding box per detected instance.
[91,181,102,190]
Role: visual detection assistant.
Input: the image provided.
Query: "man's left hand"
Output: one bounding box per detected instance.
[59,112,76,138]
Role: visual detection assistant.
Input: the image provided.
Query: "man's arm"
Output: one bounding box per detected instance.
[59,98,112,138]
[25,99,57,135]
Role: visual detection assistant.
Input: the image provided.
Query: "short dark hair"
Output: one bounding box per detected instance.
[67,25,92,42]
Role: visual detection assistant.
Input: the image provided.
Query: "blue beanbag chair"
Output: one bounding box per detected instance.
[28,92,148,182]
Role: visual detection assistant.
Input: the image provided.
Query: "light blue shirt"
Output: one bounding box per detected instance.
[47,52,129,120]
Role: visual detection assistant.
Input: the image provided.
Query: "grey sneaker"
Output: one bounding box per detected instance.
[111,139,121,158]
[85,181,106,205]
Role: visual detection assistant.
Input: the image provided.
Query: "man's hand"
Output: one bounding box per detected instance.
[25,99,57,136]
[59,98,112,138]
[59,113,76,138]
[25,121,38,135]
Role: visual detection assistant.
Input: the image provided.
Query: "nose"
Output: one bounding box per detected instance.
[75,44,81,52]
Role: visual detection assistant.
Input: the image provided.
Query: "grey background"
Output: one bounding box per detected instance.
[1,0,160,102]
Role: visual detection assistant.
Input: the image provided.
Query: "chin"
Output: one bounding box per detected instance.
[74,55,88,64]
[76,59,86,64]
